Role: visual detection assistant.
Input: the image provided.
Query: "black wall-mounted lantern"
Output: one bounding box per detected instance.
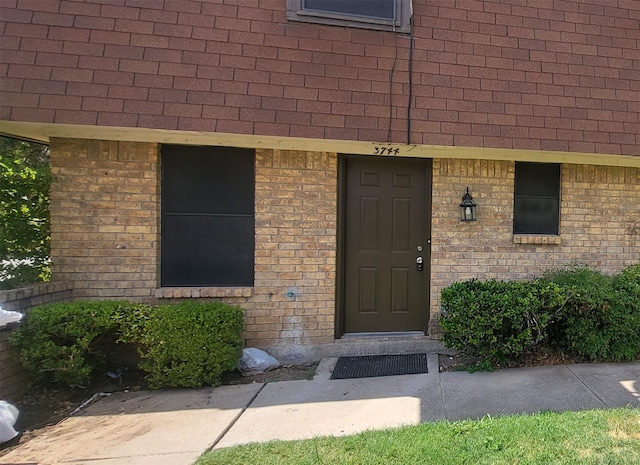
[460,187,477,222]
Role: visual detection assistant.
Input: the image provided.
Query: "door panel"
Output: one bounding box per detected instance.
[343,156,430,333]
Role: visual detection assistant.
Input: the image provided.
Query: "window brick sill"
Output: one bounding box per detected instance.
[155,287,253,299]
[513,235,562,245]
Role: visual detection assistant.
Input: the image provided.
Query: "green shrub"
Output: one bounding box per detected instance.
[540,264,640,362]
[11,300,245,389]
[10,301,142,387]
[125,301,244,389]
[440,279,565,364]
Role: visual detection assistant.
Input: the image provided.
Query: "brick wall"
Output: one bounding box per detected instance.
[0,281,72,401]
[429,159,640,333]
[250,149,337,347]
[1,0,639,157]
[49,138,160,299]
[48,139,337,353]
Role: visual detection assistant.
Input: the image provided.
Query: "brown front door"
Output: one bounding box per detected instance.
[343,155,431,333]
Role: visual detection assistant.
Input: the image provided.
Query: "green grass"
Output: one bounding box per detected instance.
[197,407,640,465]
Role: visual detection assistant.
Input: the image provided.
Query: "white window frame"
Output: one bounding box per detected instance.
[286,0,412,33]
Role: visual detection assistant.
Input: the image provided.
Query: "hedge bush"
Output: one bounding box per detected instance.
[540,264,640,362]
[10,301,140,387]
[124,301,244,389]
[440,279,565,364]
[441,264,640,366]
[11,300,244,389]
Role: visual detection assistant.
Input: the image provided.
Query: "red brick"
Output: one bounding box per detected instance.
[7,63,50,79]
[205,41,242,56]
[94,69,134,85]
[0,76,22,91]
[195,64,233,80]
[61,41,104,56]
[202,104,239,119]
[78,55,119,71]
[290,124,324,138]
[186,91,224,105]
[148,88,186,103]
[119,59,158,74]
[0,91,39,107]
[214,15,250,33]
[0,7,32,23]
[97,111,139,126]
[139,8,177,24]
[60,1,101,16]
[108,84,148,100]
[17,0,59,12]
[143,47,183,63]
[177,116,216,132]
[137,114,178,129]
[219,54,255,70]
[239,107,274,122]
[164,102,201,117]
[172,76,211,91]
[82,96,124,112]
[4,22,48,38]
[51,67,94,83]
[101,4,140,20]
[158,62,196,77]
[254,122,288,136]
[54,109,98,124]
[164,0,200,13]
[1,49,36,65]
[32,12,74,27]
[225,93,260,108]
[9,107,54,121]
[234,68,269,83]
[22,78,65,94]
[124,99,163,115]
[191,26,229,41]
[74,15,116,30]
[133,73,172,88]
[216,119,253,134]
[115,18,153,34]
[68,82,109,97]
[90,29,130,45]
[284,87,318,100]
[153,22,191,38]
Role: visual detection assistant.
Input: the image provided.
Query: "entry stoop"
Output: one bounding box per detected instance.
[267,333,447,365]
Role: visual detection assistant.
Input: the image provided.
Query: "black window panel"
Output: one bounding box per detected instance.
[161,145,255,287]
[514,162,560,198]
[161,215,254,286]
[303,0,395,19]
[162,145,254,215]
[514,162,560,235]
[514,198,560,235]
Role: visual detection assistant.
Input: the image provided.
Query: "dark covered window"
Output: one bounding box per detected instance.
[286,0,412,33]
[513,162,561,235]
[161,145,255,287]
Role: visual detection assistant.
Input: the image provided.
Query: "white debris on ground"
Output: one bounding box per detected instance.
[237,348,280,375]
[0,401,19,445]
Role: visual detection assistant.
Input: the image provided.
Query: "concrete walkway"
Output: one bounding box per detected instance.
[2,357,639,465]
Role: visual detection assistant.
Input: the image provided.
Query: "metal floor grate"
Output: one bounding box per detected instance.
[330,353,428,380]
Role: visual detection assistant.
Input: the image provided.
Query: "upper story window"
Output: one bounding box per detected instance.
[286,0,412,33]
[513,162,561,236]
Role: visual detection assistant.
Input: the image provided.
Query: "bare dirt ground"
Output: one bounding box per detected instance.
[0,363,318,457]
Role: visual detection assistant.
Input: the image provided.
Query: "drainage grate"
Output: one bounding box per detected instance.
[330,353,428,380]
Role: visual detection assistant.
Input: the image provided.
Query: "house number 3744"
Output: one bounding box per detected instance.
[373,146,400,156]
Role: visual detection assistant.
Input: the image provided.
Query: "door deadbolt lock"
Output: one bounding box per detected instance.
[416,256,424,271]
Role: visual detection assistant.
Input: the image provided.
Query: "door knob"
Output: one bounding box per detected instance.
[416,256,424,271]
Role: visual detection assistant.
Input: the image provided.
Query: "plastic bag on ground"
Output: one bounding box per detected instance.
[237,348,280,374]
[0,401,19,444]
[0,306,23,328]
